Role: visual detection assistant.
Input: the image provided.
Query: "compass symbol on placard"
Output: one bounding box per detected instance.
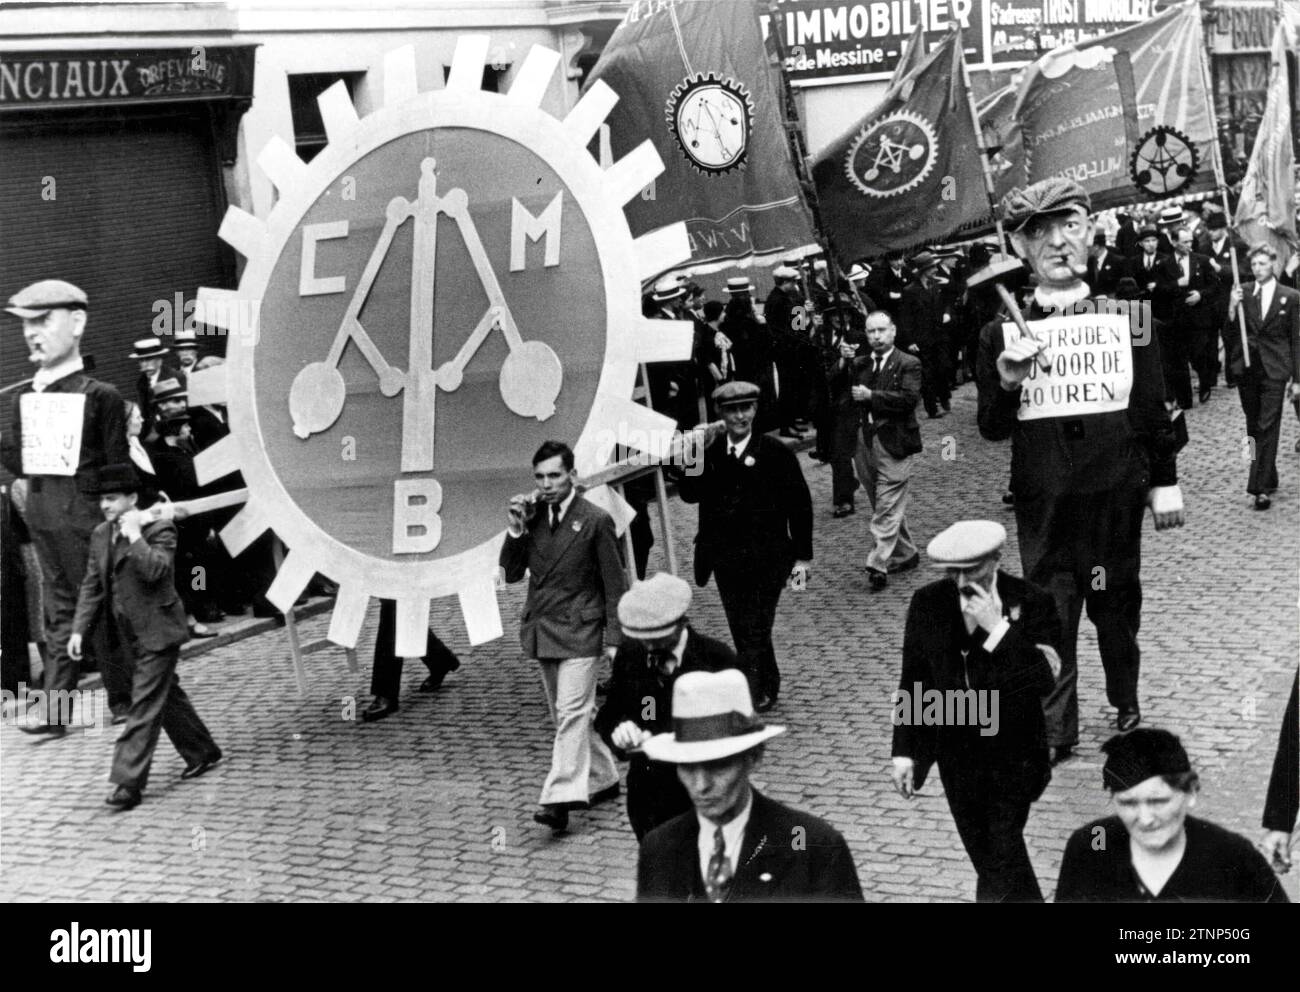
[845,110,937,199]
[667,73,753,175]
[1130,125,1199,197]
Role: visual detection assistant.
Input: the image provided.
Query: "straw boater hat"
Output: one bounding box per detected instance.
[651,275,686,303]
[847,263,869,284]
[129,336,170,360]
[5,279,88,318]
[926,520,1007,569]
[641,669,785,764]
[724,276,755,295]
[618,573,691,640]
[1157,206,1183,227]
[172,329,199,350]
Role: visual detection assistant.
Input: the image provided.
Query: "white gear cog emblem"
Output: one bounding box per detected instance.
[190,38,693,658]
[844,109,937,199]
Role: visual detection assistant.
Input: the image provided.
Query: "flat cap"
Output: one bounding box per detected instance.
[129,336,170,359]
[1001,178,1091,233]
[926,520,1006,568]
[724,276,756,295]
[712,380,760,406]
[152,377,187,401]
[772,266,800,281]
[618,572,692,639]
[6,279,88,318]
[1101,728,1192,792]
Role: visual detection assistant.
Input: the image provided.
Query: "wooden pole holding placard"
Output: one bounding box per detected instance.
[637,361,679,579]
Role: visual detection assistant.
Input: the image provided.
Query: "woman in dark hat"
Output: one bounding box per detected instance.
[1055,728,1289,902]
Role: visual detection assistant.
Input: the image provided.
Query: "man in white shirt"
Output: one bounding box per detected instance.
[636,669,862,902]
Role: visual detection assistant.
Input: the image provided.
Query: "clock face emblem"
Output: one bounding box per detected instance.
[667,73,753,175]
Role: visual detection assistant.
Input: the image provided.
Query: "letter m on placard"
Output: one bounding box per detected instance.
[509,193,562,272]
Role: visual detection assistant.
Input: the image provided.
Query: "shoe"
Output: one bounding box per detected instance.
[1049,745,1074,766]
[832,504,855,518]
[1117,707,1141,732]
[106,785,142,810]
[1254,494,1272,511]
[20,721,67,737]
[1199,388,1212,404]
[588,784,621,807]
[1001,491,1015,505]
[867,569,888,592]
[195,605,226,623]
[533,805,569,833]
[755,692,776,713]
[888,553,920,574]
[181,753,223,780]
[188,622,218,639]
[361,697,398,722]
[418,673,449,693]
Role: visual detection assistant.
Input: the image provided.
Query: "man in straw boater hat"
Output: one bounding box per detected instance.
[69,463,222,809]
[891,520,1061,902]
[636,669,863,902]
[595,572,738,840]
[676,380,812,713]
[977,177,1186,763]
[128,335,177,429]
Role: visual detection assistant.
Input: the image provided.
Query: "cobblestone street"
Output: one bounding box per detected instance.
[3,380,1297,902]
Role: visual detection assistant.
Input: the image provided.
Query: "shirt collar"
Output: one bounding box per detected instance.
[871,347,893,366]
[32,355,84,392]
[727,433,753,459]
[1034,283,1092,311]
[552,488,577,523]
[696,788,754,877]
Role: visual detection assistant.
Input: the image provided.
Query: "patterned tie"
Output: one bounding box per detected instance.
[706,826,733,903]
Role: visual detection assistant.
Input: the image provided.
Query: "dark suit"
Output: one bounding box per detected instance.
[500,493,627,806]
[1204,233,1251,384]
[853,348,922,575]
[864,262,912,313]
[1263,670,1299,835]
[677,433,812,703]
[978,295,1184,747]
[1087,248,1124,297]
[0,369,129,725]
[893,572,1059,902]
[1123,251,1181,322]
[636,789,863,902]
[595,628,737,839]
[369,598,458,701]
[72,516,218,792]
[1165,249,1219,407]
[897,281,951,416]
[1227,280,1300,495]
[824,325,866,505]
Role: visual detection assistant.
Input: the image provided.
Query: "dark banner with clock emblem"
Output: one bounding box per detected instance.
[585,0,817,276]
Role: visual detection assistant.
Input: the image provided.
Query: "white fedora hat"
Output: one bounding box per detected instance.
[641,670,785,764]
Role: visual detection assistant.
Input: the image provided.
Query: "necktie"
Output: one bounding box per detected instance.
[729,446,739,461]
[706,826,732,902]
[549,505,560,531]
[872,356,882,382]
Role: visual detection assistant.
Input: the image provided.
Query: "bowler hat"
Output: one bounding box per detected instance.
[641,670,785,764]
[6,279,88,319]
[1204,212,1228,231]
[89,463,141,496]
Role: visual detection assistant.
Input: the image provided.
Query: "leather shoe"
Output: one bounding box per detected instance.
[1254,494,1272,511]
[867,569,888,592]
[832,504,855,518]
[533,804,568,833]
[418,673,449,693]
[1049,745,1074,766]
[181,753,223,780]
[20,722,67,738]
[888,553,920,574]
[1117,707,1141,732]
[755,692,776,713]
[1198,388,1212,404]
[106,785,142,810]
[1001,491,1015,505]
[361,697,398,722]
[588,784,621,807]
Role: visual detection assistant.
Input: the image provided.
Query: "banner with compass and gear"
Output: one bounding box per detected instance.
[584,0,817,274]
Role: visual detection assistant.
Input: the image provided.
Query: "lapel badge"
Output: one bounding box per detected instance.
[743,455,756,467]
[1009,605,1021,621]
[759,872,773,883]
[571,519,582,532]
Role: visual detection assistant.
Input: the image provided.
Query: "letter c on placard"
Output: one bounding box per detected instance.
[299,221,349,296]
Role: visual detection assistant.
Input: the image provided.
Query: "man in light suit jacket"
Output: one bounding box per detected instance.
[501,440,628,834]
[891,520,1061,902]
[851,310,924,592]
[1227,244,1300,510]
[68,464,222,810]
[636,669,862,902]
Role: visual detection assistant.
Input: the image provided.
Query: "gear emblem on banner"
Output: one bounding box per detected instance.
[189,38,693,661]
[666,72,754,175]
[1130,125,1200,197]
[845,109,938,199]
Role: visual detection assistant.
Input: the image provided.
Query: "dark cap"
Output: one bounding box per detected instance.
[910,250,943,271]
[1205,212,1228,231]
[6,279,88,318]
[89,463,141,496]
[1000,178,1091,233]
[1138,226,1160,240]
[1101,728,1192,792]
[712,380,760,406]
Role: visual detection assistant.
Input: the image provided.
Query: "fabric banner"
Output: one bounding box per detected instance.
[585,0,817,276]
[809,30,989,261]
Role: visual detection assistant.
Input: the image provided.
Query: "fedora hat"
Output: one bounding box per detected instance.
[88,463,141,496]
[641,670,785,764]
[129,337,170,360]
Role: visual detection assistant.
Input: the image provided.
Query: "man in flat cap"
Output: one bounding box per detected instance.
[2,280,130,733]
[677,382,813,712]
[891,520,1061,902]
[977,178,1186,763]
[595,572,738,840]
[1055,728,1288,902]
[636,669,863,902]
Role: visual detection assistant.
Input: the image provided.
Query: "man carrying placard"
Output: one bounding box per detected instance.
[976,179,1186,765]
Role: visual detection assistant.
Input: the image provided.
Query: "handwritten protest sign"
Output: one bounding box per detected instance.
[1003,312,1132,421]
[20,392,85,475]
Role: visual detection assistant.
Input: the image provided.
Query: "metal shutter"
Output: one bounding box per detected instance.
[0,110,232,405]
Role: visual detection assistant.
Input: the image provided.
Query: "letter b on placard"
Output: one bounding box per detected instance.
[392,478,443,553]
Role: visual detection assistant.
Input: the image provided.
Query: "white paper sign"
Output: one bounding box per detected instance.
[20,392,86,476]
[1003,313,1133,421]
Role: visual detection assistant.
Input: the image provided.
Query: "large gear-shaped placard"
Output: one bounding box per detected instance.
[190,38,693,657]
